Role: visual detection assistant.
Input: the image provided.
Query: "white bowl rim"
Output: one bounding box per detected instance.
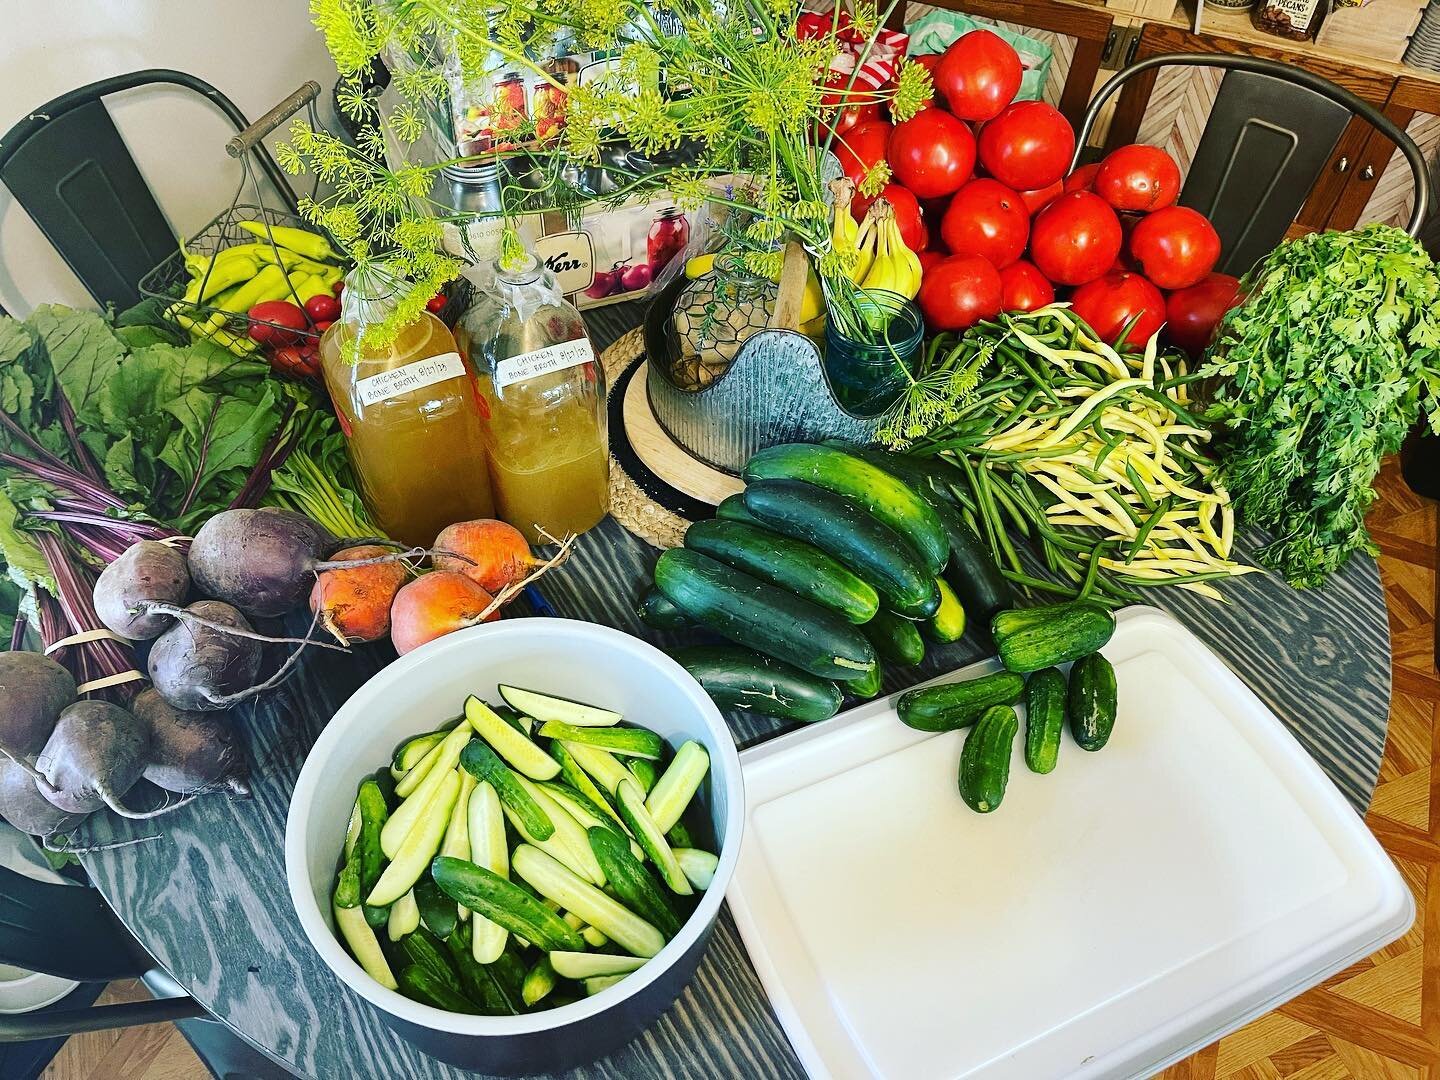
[284,617,746,1036]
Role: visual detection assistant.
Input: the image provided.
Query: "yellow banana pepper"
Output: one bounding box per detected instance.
[203,263,289,327]
[236,220,335,261]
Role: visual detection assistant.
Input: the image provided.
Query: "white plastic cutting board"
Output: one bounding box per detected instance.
[728,607,1412,1080]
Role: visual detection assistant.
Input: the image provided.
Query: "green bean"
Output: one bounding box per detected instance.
[1124,460,1156,511]
[1124,496,1174,562]
[1077,542,1108,602]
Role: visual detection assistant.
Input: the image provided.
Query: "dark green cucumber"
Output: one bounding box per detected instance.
[684,518,880,624]
[413,875,457,940]
[655,549,876,681]
[744,443,949,575]
[715,493,763,526]
[992,602,1115,673]
[430,856,585,952]
[742,480,939,618]
[637,589,691,630]
[825,443,1014,628]
[1069,652,1117,751]
[588,827,685,938]
[959,705,1018,813]
[356,780,390,927]
[1023,667,1067,774]
[447,922,522,1015]
[897,670,1025,732]
[672,645,843,722]
[398,926,463,994]
[925,578,966,643]
[863,611,925,666]
[849,660,882,699]
[398,964,481,1013]
[459,741,555,840]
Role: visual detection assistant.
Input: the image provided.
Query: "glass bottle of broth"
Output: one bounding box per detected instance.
[319,267,495,546]
[457,254,609,545]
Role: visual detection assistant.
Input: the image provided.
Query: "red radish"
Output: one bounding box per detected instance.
[247,301,307,346]
[310,544,409,643]
[331,280,344,296]
[433,520,536,594]
[305,293,341,322]
[390,571,500,655]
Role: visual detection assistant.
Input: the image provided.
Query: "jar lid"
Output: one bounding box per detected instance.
[441,161,500,185]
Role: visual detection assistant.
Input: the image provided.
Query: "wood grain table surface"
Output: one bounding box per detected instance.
[74,301,1393,1079]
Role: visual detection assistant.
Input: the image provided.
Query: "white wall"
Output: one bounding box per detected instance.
[0,0,339,315]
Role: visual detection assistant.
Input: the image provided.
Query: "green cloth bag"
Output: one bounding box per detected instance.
[905,11,1053,102]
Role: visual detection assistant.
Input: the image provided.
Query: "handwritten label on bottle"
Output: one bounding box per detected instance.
[355,351,467,407]
[494,338,595,390]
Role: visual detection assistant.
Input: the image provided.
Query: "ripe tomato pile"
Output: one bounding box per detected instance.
[827,28,1243,354]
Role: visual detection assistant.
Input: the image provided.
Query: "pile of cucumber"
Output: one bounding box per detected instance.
[900,600,1119,813]
[329,685,718,1013]
[641,442,1017,722]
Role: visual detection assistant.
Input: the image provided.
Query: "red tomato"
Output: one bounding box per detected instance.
[304,293,340,322]
[888,110,975,199]
[853,183,927,252]
[998,260,1054,312]
[1129,206,1221,289]
[834,120,893,186]
[1094,144,1182,212]
[1165,272,1243,357]
[1028,191,1123,286]
[819,71,883,139]
[1063,163,1099,193]
[330,279,345,296]
[934,30,1022,122]
[425,293,447,313]
[940,179,1029,269]
[270,344,318,379]
[247,300,307,346]
[917,255,1003,331]
[918,249,947,275]
[977,101,1075,192]
[1069,271,1166,347]
[1018,180,1063,214]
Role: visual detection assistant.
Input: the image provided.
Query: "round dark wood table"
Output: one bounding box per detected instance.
[76,302,1393,1079]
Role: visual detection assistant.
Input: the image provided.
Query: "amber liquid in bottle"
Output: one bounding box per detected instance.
[319,309,494,547]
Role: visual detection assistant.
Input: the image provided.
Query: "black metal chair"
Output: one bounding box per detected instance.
[0,69,298,311]
[0,863,292,1078]
[1072,53,1431,272]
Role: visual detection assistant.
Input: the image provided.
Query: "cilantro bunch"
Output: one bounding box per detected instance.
[1200,224,1440,587]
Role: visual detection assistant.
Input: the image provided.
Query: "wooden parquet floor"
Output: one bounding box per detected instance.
[41,460,1440,1080]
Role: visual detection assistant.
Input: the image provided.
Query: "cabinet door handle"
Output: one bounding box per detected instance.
[1335,155,1349,173]
[1361,164,1376,181]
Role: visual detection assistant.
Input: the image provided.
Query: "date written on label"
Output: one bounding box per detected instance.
[356,352,468,407]
[495,338,595,390]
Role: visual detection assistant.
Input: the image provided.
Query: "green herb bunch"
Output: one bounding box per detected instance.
[1199,224,1440,588]
[291,0,928,347]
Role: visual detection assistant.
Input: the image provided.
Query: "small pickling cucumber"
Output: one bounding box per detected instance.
[508,774,605,886]
[897,671,1025,732]
[369,771,460,906]
[413,875,457,940]
[925,578,966,644]
[387,889,420,941]
[540,781,644,862]
[674,848,719,890]
[1069,652,1118,751]
[465,696,560,780]
[644,741,710,835]
[558,740,634,797]
[384,724,471,854]
[1023,667,1067,774]
[397,965,479,1014]
[430,855,585,952]
[334,901,397,989]
[535,720,664,760]
[548,741,626,828]
[849,661,882,699]
[743,443,950,576]
[522,956,557,1007]
[991,602,1115,674]
[549,952,647,979]
[353,780,390,927]
[863,610,925,667]
[958,705,1019,814]
[394,720,471,799]
[742,480,940,619]
[683,517,880,625]
[459,740,555,841]
[628,758,658,792]
[588,826,685,939]
[445,922,521,1015]
[637,589,692,630]
[466,780,509,964]
[616,778,691,896]
[391,730,446,781]
[511,845,666,958]
[398,925,462,994]
[585,974,628,996]
[499,685,622,728]
[655,549,877,681]
[672,645,843,723]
